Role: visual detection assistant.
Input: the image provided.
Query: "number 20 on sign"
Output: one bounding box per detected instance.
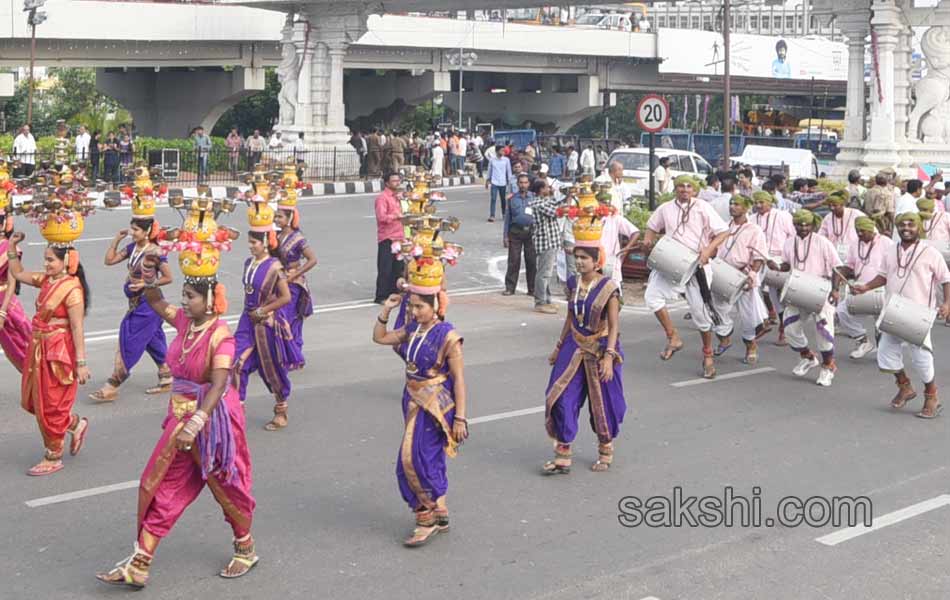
[637,95,670,133]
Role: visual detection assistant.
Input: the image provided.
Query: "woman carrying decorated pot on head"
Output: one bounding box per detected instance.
[234,194,302,430]
[9,196,92,476]
[0,177,32,373]
[91,184,173,402]
[372,215,467,548]
[97,195,259,588]
[542,182,626,475]
[274,163,316,354]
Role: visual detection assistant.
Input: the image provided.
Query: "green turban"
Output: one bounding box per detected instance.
[896,211,925,239]
[825,190,848,206]
[854,216,876,233]
[752,190,774,205]
[673,174,694,187]
[730,194,753,209]
[793,209,819,227]
[917,197,935,219]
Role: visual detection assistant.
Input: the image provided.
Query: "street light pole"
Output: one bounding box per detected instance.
[722,0,731,169]
[27,14,36,126]
[458,46,463,131]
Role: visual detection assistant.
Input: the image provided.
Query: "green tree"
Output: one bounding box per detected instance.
[212,69,279,136]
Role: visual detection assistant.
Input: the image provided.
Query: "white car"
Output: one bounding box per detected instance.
[605,148,713,195]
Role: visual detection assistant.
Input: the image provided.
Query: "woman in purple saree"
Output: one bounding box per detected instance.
[274,208,316,354]
[543,246,626,474]
[234,230,300,430]
[373,287,468,548]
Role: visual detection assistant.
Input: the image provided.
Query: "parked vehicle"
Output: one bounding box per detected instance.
[493,129,537,151]
[606,147,713,195]
[731,145,818,180]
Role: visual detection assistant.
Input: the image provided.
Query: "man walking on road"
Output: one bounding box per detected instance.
[375,172,405,303]
[503,173,537,296]
[486,149,513,223]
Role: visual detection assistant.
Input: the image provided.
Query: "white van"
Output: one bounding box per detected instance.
[605,148,713,194]
[731,145,818,180]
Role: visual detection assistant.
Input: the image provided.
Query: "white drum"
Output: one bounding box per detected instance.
[780,270,832,313]
[709,258,748,304]
[876,294,936,347]
[925,239,950,265]
[647,236,699,288]
[846,287,885,316]
[763,266,790,291]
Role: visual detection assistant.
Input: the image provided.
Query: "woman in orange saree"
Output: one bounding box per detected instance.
[97,270,257,589]
[8,232,91,476]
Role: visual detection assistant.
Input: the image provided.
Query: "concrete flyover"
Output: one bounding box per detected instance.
[0,0,846,173]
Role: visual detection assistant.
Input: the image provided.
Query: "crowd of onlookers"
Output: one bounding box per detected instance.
[10,123,136,183]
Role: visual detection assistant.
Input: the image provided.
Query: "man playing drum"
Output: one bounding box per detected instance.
[837,217,893,360]
[918,197,950,327]
[766,210,845,387]
[711,195,769,365]
[754,190,795,346]
[640,175,730,379]
[852,213,950,418]
[818,190,865,251]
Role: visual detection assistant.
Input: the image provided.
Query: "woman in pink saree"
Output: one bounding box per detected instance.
[0,215,31,372]
[97,271,258,589]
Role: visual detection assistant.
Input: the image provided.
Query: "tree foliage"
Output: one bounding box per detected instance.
[212,69,279,136]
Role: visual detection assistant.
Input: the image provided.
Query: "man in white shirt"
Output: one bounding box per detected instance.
[268,130,284,164]
[579,146,595,177]
[653,156,672,194]
[710,177,737,222]
[566,145,579,179]
[74,125,91,161]
[456,134,468,174]
[896,179,923,216]
[12,125,37,176]
[596,160,635,210]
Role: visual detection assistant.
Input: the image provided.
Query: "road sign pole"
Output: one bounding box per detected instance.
[648,132,656,211]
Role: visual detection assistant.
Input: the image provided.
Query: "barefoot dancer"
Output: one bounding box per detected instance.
[9,214,91,476]
[97,200,258,588]
[234,198,300,430]
[91,188,172,401]
[852,212,950,418]
[372,229,468,548]
[641,175,729,378]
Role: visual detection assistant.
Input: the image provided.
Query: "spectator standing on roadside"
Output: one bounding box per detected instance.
[580,145,595,177]
[246,129,265,168]
[529,178,562,314]
[548,146,566,180]
[456,133,468,175]
[74,125,91,161]
[268,130,285,165]
[486,147,513,222]
[12,125,36,177]
[89,131,102,182]
[566,145,579,180]
[117,131,134,182]
[503,173,537,297]
[596,146,609,172]
[193,127,212,184]
[102,131,120,185]
[226,128,243,176]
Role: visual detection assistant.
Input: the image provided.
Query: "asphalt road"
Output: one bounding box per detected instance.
[2,185,950,600]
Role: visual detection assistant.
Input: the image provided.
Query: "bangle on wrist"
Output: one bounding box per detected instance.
[377,315,389,325]
[76,359,87,367]
[454,416,467,423]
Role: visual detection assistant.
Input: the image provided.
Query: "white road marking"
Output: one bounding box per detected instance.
[670,367,775,388]
[469,405,545,424]
[815,494,950,547]
[24,399,544,507]
[24,480,139,508]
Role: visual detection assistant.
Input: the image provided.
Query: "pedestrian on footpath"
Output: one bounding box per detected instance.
[375,172,405,303]
[486,148,513,223]
[766,210,845,387]
[372,249,468,547]
[852,212,950,418]
[503,173,537,296]
[529,179,561,313]
[543,219,626,475]
[836,216,892,360]
[566,145,579,180]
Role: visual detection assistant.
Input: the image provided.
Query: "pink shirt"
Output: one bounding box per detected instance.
[846,233,893,284]
[375,188,404,242]
[819,207,865,250]
[718,220,767,285]
[646,198,728,253]
[754,208,795,258]
[781,233,842,279]
[879,241,950,309]
[924,211,950,243]
[602,214,639,285]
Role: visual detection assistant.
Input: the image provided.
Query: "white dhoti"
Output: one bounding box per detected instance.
[784,302,836,356]
[835,296,870,339]
[645,268,714,332]
[877,332,935,383]
[712,287,768,341]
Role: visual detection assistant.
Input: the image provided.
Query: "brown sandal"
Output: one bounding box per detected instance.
[89,386,119,403]
[404,510,442,547]
[591,442,613,472]
[890,384,917,410]
[702,355,716,379]
[916,391,943,419]
[96,544,152,589]
[69,417,89,456]
[264,402,289,431]
[659,336,684,361]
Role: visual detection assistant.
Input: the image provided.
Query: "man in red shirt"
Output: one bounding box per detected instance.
[375,172,405,303]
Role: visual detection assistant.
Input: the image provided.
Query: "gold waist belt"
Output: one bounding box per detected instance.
[171,394,198,420]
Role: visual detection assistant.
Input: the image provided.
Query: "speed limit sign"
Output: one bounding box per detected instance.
[637,94,670,133]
